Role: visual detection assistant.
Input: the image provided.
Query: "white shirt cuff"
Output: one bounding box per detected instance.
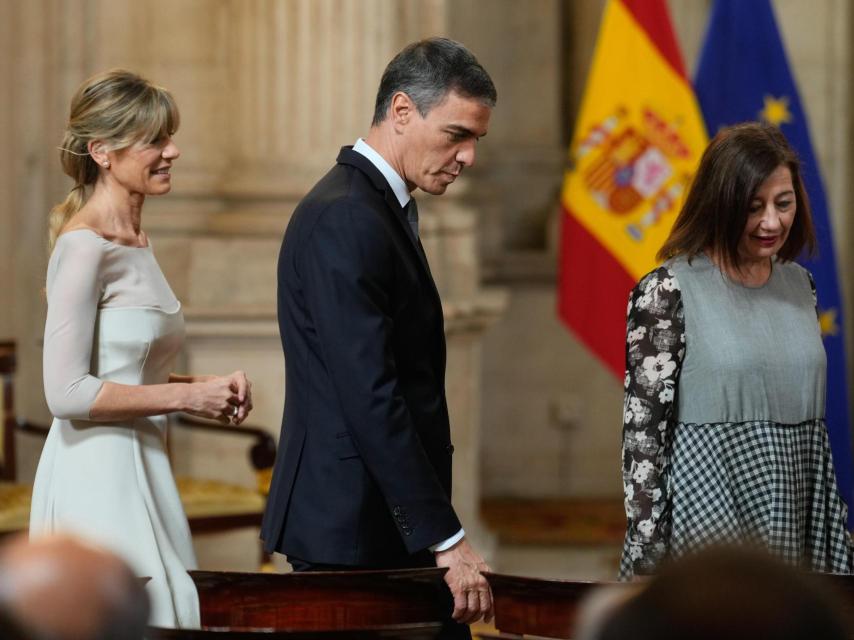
[429,528,465,553]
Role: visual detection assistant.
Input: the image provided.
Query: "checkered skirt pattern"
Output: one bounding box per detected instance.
[620,419,853,579]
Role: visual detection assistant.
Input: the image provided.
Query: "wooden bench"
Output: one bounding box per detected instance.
[483,572,606,639]
[484,570,854,639]
[192,567,449,629]
[146,622,443,639]
[0,341,32,534]
[145,568,451,639]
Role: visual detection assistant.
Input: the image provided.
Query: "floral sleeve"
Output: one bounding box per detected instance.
[622,265,685,576]
[806,270,819,321]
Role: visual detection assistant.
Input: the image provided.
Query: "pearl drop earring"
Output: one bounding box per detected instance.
[103,161,110,168]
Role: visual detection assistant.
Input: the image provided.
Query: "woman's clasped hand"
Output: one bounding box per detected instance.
[184,371,254,425]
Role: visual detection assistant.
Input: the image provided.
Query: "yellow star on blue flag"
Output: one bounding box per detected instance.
[759,95,793,126]
[819,308,839,338]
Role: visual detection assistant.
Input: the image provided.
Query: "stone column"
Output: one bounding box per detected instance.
[3,0,81,478]
[775,0,854,396]
[0,1,16,341]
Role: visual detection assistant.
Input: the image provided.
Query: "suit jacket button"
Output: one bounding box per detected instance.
[446,444,455,454]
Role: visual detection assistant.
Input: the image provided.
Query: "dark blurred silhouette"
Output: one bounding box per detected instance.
[0,534,149,640]
[0,607,33,640]
[596,547,850,640]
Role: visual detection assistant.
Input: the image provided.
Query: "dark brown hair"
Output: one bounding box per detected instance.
[597,547,850,640]
[372,37,496,126]
[657,122,816,270]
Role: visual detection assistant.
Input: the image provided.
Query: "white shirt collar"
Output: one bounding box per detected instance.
[352,138,411,208]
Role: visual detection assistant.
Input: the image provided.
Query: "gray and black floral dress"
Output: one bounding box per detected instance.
[619,253,853,580]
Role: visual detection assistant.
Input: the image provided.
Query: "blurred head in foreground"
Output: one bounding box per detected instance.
[590,547,849,640]
[0,534,149,640]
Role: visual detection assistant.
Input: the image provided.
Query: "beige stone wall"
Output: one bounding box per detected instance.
[0,2,14,341]
[447,0,566,258]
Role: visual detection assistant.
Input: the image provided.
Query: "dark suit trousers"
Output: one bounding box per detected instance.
[287,555,472,640]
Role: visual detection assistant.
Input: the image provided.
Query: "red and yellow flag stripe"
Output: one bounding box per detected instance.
[558,0,707,378]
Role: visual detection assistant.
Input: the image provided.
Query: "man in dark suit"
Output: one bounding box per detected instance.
[261,38,497,630]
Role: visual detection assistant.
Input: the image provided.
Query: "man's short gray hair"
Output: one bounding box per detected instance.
[372,37,497,126]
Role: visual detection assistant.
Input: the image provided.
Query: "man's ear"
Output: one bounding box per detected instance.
[390,92,415,132]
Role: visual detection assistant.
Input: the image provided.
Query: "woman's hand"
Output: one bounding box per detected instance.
[224,370,253,425]
[181,370,253,425]
[184,376,239,424]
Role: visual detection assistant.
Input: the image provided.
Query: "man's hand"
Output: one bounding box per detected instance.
[434,538,493,624]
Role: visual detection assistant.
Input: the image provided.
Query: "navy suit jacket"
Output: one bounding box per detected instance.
[260,147,461,566]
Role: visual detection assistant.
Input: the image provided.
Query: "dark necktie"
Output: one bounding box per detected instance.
[406,198,420,241]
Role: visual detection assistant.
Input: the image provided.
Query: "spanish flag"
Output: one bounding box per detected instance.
[558,0,707,378]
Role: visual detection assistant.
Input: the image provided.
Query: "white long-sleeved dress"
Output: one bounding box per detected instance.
[30,229,200,628]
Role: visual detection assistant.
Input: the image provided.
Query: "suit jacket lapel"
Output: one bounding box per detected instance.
[336,147,440,299]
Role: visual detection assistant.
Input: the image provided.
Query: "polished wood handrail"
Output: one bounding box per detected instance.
[484,570,854,639]
[190,568,450,631]
[0,340,17,481]
[15,419,50,438]
[147,622,443,639]
[484,572,624,639]
[172,414,276,471]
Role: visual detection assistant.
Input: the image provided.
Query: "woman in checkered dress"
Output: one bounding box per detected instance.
[619,123,853,580]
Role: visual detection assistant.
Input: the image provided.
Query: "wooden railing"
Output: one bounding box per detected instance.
[483,572,606,638]
[147,568,451,639]
[192,568,449,629]
[144,568,854,639]
[147,623,443,639]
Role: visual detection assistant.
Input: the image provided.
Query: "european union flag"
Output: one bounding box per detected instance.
[695,0,853,524]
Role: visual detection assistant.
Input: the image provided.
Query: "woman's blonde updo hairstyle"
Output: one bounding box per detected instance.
[49,69,180,249]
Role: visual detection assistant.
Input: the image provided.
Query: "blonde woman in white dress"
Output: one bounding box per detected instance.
[30,69,253,628]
